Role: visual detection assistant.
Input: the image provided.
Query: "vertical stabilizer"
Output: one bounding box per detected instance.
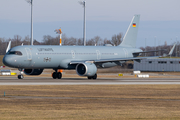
[120,14,140,48]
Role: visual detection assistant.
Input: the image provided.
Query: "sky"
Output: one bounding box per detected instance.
[0,0,180,47]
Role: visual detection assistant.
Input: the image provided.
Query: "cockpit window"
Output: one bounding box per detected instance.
[8,51,22,55]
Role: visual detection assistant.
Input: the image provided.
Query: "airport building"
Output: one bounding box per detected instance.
[134,58,180,72]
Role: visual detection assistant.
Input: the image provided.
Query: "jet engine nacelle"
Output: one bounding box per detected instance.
[76,63,97,77]
[24,69,44,75]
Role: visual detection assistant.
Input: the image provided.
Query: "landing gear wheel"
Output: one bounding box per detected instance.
[52,72,57,79]
[92,74,97,79]
[87,74,97,80]
[57,72,62,79]
[18,75,24,79]
[18,68,24,79]
[52,71,62,79]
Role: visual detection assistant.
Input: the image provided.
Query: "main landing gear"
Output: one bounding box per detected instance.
[87,74,97,79]
[18,68,24,79]
[52,69,62,79]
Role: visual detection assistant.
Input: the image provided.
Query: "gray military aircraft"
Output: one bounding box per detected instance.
[3,14,152,79]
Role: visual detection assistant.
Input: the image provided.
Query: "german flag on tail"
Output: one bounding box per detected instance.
[132,23,136,27]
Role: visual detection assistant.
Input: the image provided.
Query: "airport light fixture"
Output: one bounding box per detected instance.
[79,1,86,46]
[26,0,33,45]
[154,36,156,56]
[145,38,146,56]
[158,40,161,56]
[55,28,62,46]
[176,36,178,57]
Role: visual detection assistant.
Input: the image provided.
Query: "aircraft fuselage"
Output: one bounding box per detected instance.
[3,45,142,69]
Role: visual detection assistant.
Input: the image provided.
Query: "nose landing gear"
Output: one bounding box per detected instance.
[18,74,24,79]
[18,68,24,79]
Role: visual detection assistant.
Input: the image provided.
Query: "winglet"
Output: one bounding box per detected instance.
[168,43,176,56]
[6,41,11,53]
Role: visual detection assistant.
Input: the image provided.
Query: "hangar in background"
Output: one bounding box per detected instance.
[134,58,180,72]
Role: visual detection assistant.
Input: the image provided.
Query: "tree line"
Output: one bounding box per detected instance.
[0,33,178,57]
[0,33,122,55]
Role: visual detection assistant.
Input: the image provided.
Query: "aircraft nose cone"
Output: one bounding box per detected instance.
[3,56,12,67]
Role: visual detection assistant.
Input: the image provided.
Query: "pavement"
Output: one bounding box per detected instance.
[0,75,180,85]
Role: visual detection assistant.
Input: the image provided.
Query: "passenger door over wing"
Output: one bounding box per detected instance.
[71,50,75,59]
[25,48,32,60]
[96,50,101,60]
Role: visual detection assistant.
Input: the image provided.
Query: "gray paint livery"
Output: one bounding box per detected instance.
[3,15,144,79]
[4,45,141,69]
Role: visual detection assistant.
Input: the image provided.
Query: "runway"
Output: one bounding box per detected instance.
[0,76,180,85]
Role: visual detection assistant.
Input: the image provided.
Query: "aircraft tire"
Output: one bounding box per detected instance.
[18,75,23,79]
[92,74,97,79]
[52,72,57,79]
[57,72,62,79]
[87,74,97,79]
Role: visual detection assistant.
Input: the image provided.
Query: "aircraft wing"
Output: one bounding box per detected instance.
[133,43,176,57]
[70,43,176,64]
[132,50,166,57]
[94,56,159,63]
[70,56,159,64]
[167,43,176,56]
[133,50,166,54]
